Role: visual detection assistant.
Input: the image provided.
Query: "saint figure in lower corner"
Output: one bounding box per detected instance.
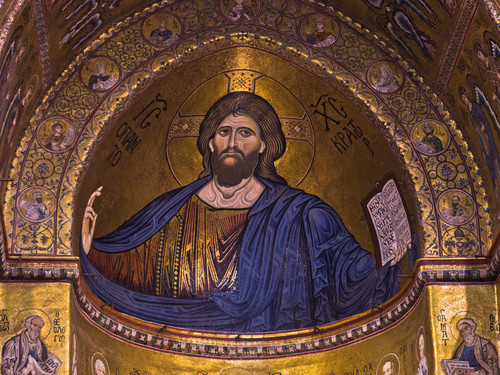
[1,315,61,375]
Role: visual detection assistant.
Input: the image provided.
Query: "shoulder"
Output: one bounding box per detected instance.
[263,181,324,207]
[2,333,20,348]
[478,336,496,348]
[270,183,344,227]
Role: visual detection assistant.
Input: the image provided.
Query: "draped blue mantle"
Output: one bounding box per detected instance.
[81,176,400,332]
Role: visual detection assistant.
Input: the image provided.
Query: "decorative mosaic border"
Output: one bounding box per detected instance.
[3,261,497,358]
[3,266,78,280]
[31,0,52,89]
[70,271,473,358]
[0,0,26,54]
[434,0,478,95]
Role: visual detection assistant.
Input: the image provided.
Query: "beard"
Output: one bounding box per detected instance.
[211,147,260,187]
[464,333,475,346]
[28,328,39,341]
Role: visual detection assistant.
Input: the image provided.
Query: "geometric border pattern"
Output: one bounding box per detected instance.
[1,257,499,358]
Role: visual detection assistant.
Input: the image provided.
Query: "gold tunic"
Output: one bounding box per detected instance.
[89,195,249,298]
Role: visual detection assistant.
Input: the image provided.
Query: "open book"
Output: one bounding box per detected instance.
[26,353,62,375]
[441,359,474,375]
[362,174,411,267]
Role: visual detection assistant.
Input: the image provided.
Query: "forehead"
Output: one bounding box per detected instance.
[217,114,260,132]
[32,317,44,325]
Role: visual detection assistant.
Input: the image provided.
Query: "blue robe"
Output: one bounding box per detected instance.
[81,176,400,332]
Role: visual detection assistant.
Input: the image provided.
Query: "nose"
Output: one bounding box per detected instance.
[228,129,238,148]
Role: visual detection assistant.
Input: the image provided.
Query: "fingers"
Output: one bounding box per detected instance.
[391,241,410,266]
[83,206,97,222]
[90,212,97,237]
[87,186,103,207]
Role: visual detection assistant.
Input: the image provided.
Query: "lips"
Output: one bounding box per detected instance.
[219,148,244,160]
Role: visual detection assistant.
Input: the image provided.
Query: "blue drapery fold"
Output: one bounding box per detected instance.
[81,177,400,332]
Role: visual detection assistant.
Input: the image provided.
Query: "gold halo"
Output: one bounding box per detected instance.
[12,308,52,341]
[449,310,486,342]
[376,353,400,375]
[80,57,120,91]
[91,352,110,375]
[411,119,450,156]
[16,186,55,223]
[415,326,426,362]
[165,70,315,188]
[36,116,76,153]
[366,61,404,94]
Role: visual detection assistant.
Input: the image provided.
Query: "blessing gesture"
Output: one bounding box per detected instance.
[81,186,102,255]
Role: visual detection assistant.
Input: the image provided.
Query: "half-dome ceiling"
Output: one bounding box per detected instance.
[0,0,499,371]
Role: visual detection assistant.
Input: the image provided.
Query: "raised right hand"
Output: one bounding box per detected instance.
[81,186,102,255]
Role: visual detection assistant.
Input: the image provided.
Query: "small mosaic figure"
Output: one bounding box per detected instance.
[440,194,470,225]
[20,190,50,221]
[1,315,61,375]
[88,61,118,91]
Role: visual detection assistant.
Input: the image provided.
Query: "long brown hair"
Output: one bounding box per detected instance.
[197,92,287,184]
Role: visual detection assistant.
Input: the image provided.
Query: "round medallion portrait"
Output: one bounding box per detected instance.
[91,352,110,375]
[377,353,400,375]
[17,187,55,223]
[300,14,339,48]
[142,13,181,47]
[437,189,475,226]
[367,61,404,94]
[37,117,76,153]
[411,119,450,156]
[81,57,120,92]
[220,0,260,22]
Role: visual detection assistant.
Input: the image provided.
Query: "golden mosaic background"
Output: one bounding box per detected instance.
[0,0,499,372]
